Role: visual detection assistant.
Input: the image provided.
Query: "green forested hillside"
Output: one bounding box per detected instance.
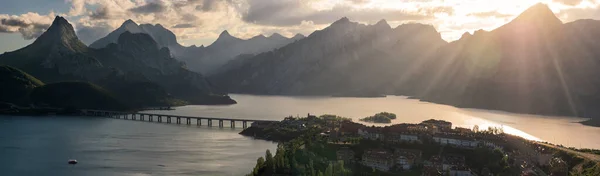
[29,81,127,110]
[0,65,44,105]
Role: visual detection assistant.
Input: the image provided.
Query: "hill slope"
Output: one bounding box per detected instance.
[0,65,44,105]
[30,81,127,110]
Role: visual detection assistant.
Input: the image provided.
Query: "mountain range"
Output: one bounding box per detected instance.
[89,20,304,74]
[211,3,600,118]
[2,3,600,118]
[0,16,235,108]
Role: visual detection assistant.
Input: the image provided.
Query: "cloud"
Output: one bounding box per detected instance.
[553,0,584,6]
[172,23,196,28]
[0,12,54,40]
[129,2,167,14]
[469,11,514,18]
[90,5,113,19]
[240,0,433,26]
[196,0,219,11]
[76,22,114,45]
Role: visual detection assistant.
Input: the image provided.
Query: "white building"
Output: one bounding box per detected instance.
[395,149,422,170]
[358,128,384,140]
[433,136,479,148]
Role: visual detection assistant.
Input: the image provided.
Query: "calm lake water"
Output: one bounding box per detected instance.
[2,94,599,176]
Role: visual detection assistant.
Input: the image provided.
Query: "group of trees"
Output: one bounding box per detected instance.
[247,136,352,176]
[359,112,397,124]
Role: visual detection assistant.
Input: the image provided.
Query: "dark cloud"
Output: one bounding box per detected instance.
[129,2,166,14]
[76,22,114,45]
[90,5,111,19]
[241,1,432,26]
[0,17,51,39]
[172,23,196,28]
[1,18,29,27]
[181,14,199,21]
[199,0,216,11]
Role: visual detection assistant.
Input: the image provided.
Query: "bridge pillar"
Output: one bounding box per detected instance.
[176,117,181,124]
[243,121,247,129]
[149,115,153,122]
[186,118,191,125]
[219,120,224,128]
[132,114,137,120]
[140,114,144,121]
[158,116,162,122]
[167,116,172,123]
[208,119,212,127]
[231,120,235,128]
[197,119,201,126]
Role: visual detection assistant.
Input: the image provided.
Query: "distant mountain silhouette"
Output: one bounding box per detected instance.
[89,20,304,74]
[415,3,600,117]
[0,16,235,108]
[211,17,447,96]
[212,3,600,118]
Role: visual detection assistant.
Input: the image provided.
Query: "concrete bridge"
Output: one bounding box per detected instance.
[82,109,278,129]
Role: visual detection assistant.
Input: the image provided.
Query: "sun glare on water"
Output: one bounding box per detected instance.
[452,112,542,141]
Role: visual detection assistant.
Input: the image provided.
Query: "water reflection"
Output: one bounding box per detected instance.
[145,94,599,149]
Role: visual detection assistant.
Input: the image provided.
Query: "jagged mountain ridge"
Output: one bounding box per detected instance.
[89,20,305,74]
[212,3,600,118]
[210,17,448,96]
[0,16,235,107]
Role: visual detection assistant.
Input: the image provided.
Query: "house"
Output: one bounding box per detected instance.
[433,135,479,149]
[407,124,428,132]
[386,133,420,143]
[482,141,504,151]
[336,147,355,163]
[454,127,473,134]
[421,119,452,130]
[358,128,384,140]
[362,149,395,172]
[394,149,422,170]
[449,166,476,176]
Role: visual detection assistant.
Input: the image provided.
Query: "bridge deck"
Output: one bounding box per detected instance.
[84,110,278,122]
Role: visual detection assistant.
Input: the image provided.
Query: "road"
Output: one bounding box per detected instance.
[534,142,600,162]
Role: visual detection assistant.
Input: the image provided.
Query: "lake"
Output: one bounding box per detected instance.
[1,94,599,176]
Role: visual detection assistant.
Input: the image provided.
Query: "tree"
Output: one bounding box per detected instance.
[252,157,265,175]
[473,125,480,133]
[266,149,274,171]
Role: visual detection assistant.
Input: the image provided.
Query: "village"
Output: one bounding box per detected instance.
[243,113,599,176]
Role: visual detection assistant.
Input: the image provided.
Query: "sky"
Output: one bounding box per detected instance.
[1,0,600,53]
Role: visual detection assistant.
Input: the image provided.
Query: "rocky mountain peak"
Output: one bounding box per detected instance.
[374,19,391,28]
[333,17,350,25]
[32,16,87,52]
[269,33,285,39]
[117,31,159,52]
[292,34,305,40]
[508,3,562,28]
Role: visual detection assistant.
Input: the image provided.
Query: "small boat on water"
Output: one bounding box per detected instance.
[68,159,78,165]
